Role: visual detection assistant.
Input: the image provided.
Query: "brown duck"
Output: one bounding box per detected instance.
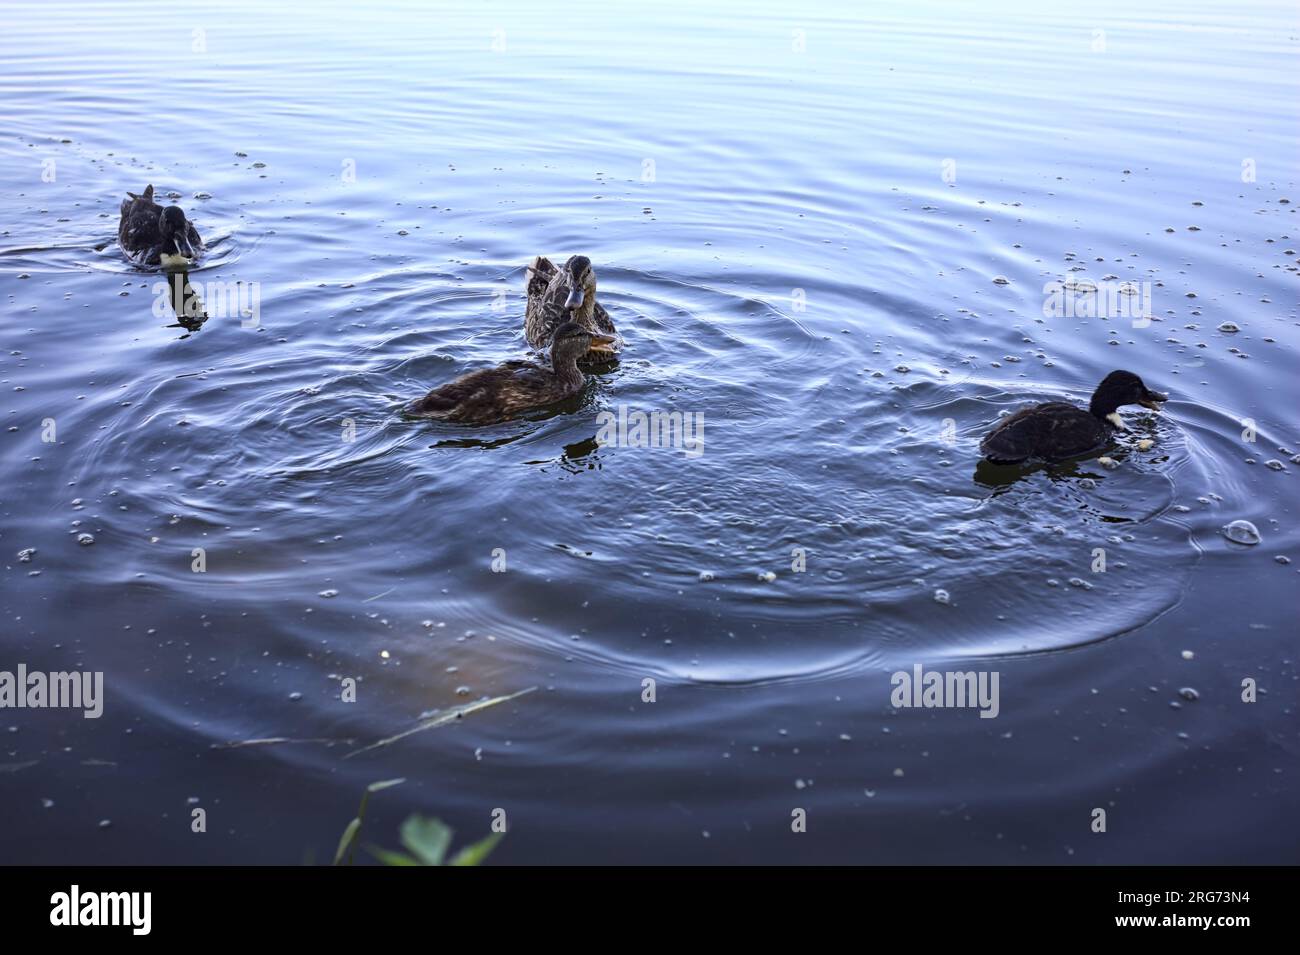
[117,185,203,268]
[409,322,615,424]
[524,255,618,359]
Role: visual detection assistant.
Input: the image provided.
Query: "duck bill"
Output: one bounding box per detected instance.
[175,236,195,260]
[588,332,616,348]
[1139,391,1167,410]
[564,286,585,310]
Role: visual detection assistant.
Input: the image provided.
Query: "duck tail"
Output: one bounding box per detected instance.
[526,255,555,291]
[978,433,1027,465]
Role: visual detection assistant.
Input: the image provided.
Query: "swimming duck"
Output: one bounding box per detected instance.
[409,321,616,424]
[117,185,203,268]
[979,370,1167,464]
[525,255,618,359]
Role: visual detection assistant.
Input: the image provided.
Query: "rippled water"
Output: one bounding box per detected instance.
[2,0,1297,864]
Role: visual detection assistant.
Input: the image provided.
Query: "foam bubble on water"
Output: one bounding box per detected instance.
[1221,520,1261,545]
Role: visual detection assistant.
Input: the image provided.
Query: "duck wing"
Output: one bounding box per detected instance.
[524,256,559,348]
[411,360,552,423]
[525,265,572,350]
[592,300,616,336]
[526,255,556,289]
[118,192,163,262]
[414,366,506,408]
[980,402,1106,463]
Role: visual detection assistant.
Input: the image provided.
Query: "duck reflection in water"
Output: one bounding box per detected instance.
[975,455,1114,492]
[154,270,209,335]
[562,435,602,468]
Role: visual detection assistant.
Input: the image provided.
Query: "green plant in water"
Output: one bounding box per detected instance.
[333,778,503,867]
[370,814,503,867]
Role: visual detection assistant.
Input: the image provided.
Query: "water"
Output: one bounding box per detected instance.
[1,0,1297,864]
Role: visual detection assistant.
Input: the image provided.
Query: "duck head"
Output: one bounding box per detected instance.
[561,255,596,315]
[1089,370,1167,427]
[159,205,196,261]
[551,320,615,374]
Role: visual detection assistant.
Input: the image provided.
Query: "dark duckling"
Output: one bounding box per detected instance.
[525,254,618,359]
[410,321,616,424]
[980,370,1167,464]
[117,185,203,268]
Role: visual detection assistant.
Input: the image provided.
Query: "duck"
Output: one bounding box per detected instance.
[979,370,1167,464]
[409,321,616,424]
[117,185,203,268]
[525,254,618,359]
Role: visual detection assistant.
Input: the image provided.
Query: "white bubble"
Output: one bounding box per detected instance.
[1221,520,1261,545]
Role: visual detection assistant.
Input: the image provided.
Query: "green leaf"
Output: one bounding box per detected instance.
[367,845,420,867]
[448,831,504,867]
[367,777,406,793]
[333,817,362,866]
[400,815,453,866]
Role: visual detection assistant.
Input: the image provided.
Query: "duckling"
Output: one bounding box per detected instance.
[117,185,203,268]
[525,254,618,359]
[979,370,1167,464]
[409,321,616,424]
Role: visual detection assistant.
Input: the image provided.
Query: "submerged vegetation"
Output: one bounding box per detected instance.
[333,778,503,867]
[344,687,537,759]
